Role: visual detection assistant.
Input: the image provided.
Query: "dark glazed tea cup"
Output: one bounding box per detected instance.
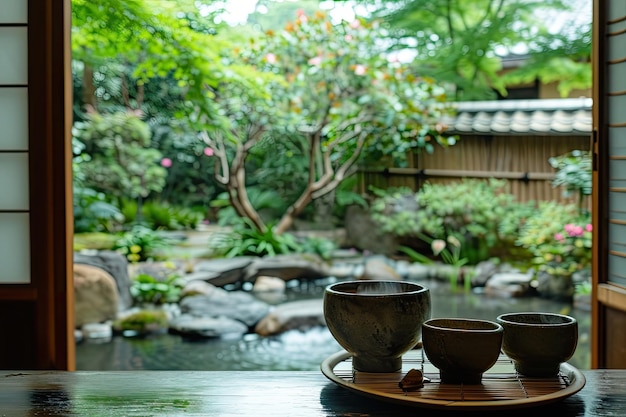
[497,312,578,377]
[323,280,431,373]
[422,318,503,384]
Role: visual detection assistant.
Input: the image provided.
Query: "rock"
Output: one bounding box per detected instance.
[243,254,332,282]
[81,322,113,342]
[179,270,221,286]
[255,299,325,336]
[484,271,534,298]
[328,262,359,278]
[343,205,399,256]
[253,276,286,293]
[179,291,270,328]
[399,261,431,281]
[535,271,574,301]
[169,314,248,339]
[358,257,402,280]
[192,257,257,287]
[181,280,222,298]
[74,250,133,310]
[471,260,499,287]
[74,264,119,327]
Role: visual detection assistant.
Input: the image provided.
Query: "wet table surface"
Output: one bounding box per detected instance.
[0,369,624,416]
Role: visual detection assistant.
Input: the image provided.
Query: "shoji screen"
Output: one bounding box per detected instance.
[0,0,30,284]
[593,0,626,368]
[0,0,75,370]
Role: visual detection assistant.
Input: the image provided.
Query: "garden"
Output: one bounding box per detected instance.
[71,0,593,371]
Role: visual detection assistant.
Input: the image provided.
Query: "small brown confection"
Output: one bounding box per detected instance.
[399,368,424,391]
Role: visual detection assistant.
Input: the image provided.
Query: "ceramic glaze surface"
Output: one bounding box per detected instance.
[323,280,431,373]
[497,312,578,377]
[421,318,503,384]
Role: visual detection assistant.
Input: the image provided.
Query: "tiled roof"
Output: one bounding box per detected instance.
[440,98,592,136]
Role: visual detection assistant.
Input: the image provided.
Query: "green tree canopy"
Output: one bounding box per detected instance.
[201,11,455,233]
[332,0,591,100]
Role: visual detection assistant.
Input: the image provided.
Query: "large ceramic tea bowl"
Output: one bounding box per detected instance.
[497,312,578,377]
[421,318,503,384]
[323,280,431,373]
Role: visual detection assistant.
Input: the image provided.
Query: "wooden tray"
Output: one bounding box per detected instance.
[321,349,586,410]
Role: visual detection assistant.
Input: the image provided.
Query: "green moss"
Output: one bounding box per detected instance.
[74,232,118,251]
[113,309,169,333]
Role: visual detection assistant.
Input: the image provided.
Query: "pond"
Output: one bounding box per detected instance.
[76,279,591,371]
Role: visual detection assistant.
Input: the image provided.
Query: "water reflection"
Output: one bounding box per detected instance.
[76,279,590,371]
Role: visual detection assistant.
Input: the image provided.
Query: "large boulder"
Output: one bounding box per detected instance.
[74,264,119,327]
[343,205,399,256]
[357,256,402,280]
[192,257,257,287]
[74,251,133,310]
[169,315,248,339]
[255,299,325,336]
[179,287,270,328]
[243,254,331,282]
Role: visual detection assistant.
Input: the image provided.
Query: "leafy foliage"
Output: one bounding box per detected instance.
[549,150,592,215]
[209,219,302,258]
[200,10,455,235]
[516,201,590,276]
[355,0,590,100]
[73,112,167,203]
[370,179,515,263]
[113,225,176,262]
[73,187,124,233]
[130,273,184,305]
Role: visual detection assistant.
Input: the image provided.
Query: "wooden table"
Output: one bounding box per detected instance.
[0,369,624,416]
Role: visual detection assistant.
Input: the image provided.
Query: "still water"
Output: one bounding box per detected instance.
[76,279,591,371]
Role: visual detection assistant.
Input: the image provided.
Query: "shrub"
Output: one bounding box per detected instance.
[370,179,516,264]
[113,225,176,263]
[130,273,184,305]
[209,219,301,258]
[73,187,124,233]
[549,150,592,215]
[516,201,590,276]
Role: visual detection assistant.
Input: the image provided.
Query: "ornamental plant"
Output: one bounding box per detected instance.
[516,201,591,276]
[200,11,455,236]
[370,179,516,264]
[549,150,592,216]
[533,222,592,276]
[113,225,176,263]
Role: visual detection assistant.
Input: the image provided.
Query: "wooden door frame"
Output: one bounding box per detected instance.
[0,0,75,370]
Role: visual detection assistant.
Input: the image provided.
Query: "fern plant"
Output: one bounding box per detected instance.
[210,218,301,258]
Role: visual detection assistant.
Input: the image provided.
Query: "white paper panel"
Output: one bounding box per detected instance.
[0,0,28,24]
[0,153,29,210]
[0,213,30,284]
[0,87,28,150]
[0,27,28,85]
[608,253,626,287]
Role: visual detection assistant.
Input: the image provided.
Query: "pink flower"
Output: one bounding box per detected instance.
[265,53,277,64]
[554,233,564,242]
[572,226,584,237]
[160,158,172,168]
[350,20,360,29]
[564,223,575,234]
[308,56,322,66]
[354,64,366,75]
[345,34,353,42]
[586,224,593,232]
[204,147,214,157]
